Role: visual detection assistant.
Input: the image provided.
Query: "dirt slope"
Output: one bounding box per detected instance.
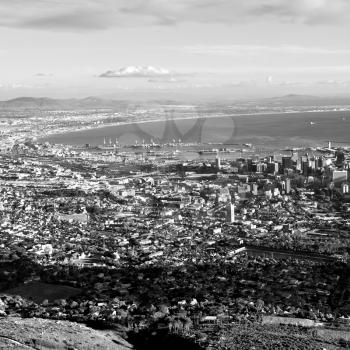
[0,317,133,350]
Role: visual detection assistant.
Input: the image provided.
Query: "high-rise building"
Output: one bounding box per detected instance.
[302,161,309,176]
[308,159,316,171]
[317,157,324,168]
[336,151,345,167]
[215,155,221,170]
[342,183,349,194]
[333,170,348,186]
[267,162,279,174]
[256,163,265,173]
[226,203,235,223]
[218,187,231,203]
[282,157,293,170]
[251,183,258,196]
[247,159,254,172]
[285,178,291,194]
[291,151,299,162]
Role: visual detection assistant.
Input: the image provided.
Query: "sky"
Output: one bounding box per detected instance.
[1,0,350,100]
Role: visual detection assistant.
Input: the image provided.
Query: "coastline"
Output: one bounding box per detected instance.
[38,107,350,143]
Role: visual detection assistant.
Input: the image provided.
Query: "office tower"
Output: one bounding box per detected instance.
[302,161,309,176]
[251,183,258,196]
[336,151,345,167]
[282,157,293,170]
[247,159,254,172]
[308,159,316,171]
[317,157,324,168]
[256,163,264,173]
[333,170,348,186]
[291,151,299,162]
[342,183,349,194]
[267,162,279,174]
[285,178,291,194]
[226,203,235,223]
[216,155,221,170]
[280,181,286,191]
[250,163,258,173]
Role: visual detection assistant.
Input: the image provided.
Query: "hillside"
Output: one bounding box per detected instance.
[0,97,129,110]
[261,94,350,106]
[2,94,350,111]
[0,317,133,350]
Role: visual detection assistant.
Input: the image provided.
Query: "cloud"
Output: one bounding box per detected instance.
[99,66,173,78]
[183,44,350,56]
[0,1,115,31]
[0,0,349,31]
[316,80,350,86]
[5,83,45,89]
[148,77,187,83]
[35,73,53,77]
[21,9,113,31]
[120,0,350,26]
[249,0,349,25]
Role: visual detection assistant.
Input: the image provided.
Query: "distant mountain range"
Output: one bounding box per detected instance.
[261,94,350,106]
[0,94,350,110]
[0,96,186,110]
[0,96,128,110]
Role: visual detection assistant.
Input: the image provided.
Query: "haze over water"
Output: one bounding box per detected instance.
[42,111,350,150]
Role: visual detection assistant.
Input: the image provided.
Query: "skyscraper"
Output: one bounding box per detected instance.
[226,203,235,223]
[282,157,293,170]
[267,162,279,174]
[285,178,291,194]
[336,151,345,167]
[215,155,221,170]
[251,183,258,196]
[333,170,348,186]
[302,160,309,176]
[342,183,349,194]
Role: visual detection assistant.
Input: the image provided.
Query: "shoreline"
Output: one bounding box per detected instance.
[38,108,350,142]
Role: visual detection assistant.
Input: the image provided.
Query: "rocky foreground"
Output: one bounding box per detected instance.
[0,317,133,350]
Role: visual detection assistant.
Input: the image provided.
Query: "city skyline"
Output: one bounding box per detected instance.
[1,0,350,99]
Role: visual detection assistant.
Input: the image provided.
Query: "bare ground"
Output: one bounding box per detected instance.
[0,317,133,350]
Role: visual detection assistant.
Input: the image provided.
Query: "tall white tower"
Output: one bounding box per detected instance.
[216,154,221,170]
[226,203,235,223]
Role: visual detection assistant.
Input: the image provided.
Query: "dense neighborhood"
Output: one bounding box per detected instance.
[0,140,350,349]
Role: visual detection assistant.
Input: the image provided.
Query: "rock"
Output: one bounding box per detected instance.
[0,299,6,311]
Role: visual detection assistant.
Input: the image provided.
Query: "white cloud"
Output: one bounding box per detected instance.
[0,0,349,31]
[250,0,349,25]
[182,45,350,56]
[35,73,53,77]
[121,0,350,26]
[316,80,350,85]
[99,66,173,78]
[148,77,187,83]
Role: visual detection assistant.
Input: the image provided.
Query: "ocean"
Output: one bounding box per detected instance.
[41,111,350,150]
